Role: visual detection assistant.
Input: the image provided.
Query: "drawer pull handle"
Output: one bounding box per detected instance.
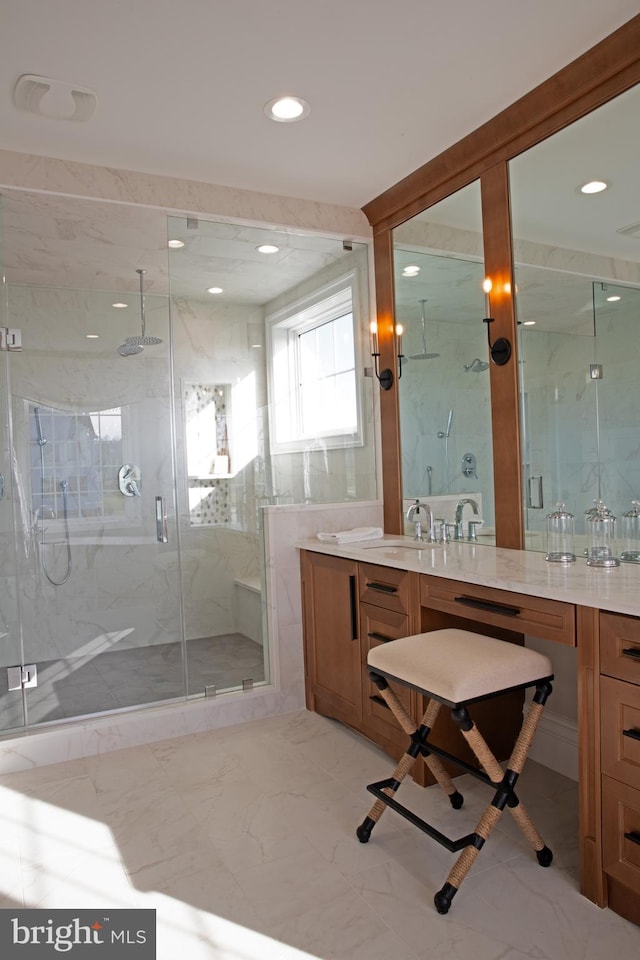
[623,728,640,742]
[349,575,358,641]
[622,647,640,661]
[368,582,398,595]
[369,694,391,711]
[624,831,640,847]
[454,595,520,617]
[368,632,395,644]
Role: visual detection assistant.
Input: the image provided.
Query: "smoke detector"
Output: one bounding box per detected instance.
[13,74,97,122]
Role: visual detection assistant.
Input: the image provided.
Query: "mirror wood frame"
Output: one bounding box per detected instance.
[363,14,640,547]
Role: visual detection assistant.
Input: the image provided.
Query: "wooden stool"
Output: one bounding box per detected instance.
[356,628,554,914]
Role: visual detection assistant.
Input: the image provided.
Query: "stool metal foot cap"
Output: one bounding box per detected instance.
[449,790,464,810]
[434,882,457,915]
[356,818,375,843]
[536,845,553,867]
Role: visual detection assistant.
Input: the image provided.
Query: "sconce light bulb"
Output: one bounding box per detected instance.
[395,324,403,336]
[482,278,492,317]
[370,320,379,355]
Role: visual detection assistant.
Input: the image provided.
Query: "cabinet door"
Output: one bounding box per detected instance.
[300,551,362,727]
[361,602,412,755]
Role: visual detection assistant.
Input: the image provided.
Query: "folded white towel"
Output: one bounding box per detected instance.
[317,526,384,544]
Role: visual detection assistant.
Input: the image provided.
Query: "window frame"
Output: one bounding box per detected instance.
[266,271,365,455]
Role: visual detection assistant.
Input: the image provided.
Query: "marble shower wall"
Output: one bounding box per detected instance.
[519,285,640,537]
[398,316,496,528]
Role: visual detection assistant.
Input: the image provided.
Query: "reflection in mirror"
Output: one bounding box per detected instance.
[510,83,640,552]
[393,181,495,539]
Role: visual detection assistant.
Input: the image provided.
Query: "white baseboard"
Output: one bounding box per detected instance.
[526,709,578,781]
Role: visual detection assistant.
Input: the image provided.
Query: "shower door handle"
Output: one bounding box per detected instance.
[155,496,168,543]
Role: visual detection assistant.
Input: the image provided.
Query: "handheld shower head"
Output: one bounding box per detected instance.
[34,407,47,445]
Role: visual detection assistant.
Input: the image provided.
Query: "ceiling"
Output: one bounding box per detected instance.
[1,1,639,209]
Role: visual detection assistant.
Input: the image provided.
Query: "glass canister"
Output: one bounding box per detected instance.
[585,499,620,567]
[545,502,576,562]
[620,500,640,563]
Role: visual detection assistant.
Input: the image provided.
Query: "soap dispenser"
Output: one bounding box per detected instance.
[620,500,640,563]
[585,499,619,567]
[545,502,576,562]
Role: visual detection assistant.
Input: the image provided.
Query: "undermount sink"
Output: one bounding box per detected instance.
[359,538,434,550]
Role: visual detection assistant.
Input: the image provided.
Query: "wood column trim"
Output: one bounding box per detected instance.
[577,604,607,907]
[373,229,403,534]
[481,163,522,549]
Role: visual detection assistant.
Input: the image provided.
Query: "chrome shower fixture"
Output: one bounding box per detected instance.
[123,269,162,347]
[118,342,144,357]
[464,358,489,372]
[408,300,439,360]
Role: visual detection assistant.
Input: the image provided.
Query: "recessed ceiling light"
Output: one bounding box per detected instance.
[606,295,621,302]
[257,244,279,254]
[86,334,99,339]
[264,96,310,122]
[523,320,536,326]
[402,265,420,277]
[168,239,185,249]
[207,286,223,294]
[579,180,609,194]
[112,302,127,309]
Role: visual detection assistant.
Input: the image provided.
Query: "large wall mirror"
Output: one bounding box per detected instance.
[393,181,496,539]
[510,82,640,552]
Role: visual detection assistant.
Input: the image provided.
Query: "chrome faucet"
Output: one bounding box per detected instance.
[454,498,479,540]
[406,499,434,542]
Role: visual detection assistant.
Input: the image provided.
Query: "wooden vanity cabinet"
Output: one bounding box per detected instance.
[600,612,640,923]
[358,562,420,761]
[300,551,363,728]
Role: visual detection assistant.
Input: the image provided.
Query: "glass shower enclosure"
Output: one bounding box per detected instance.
[0,191,273,734]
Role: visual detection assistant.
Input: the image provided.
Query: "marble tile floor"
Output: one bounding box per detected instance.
[0,634,266,728]
[0,709,638,960]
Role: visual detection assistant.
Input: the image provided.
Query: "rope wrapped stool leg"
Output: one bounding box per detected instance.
[356,628,554,915]
[434,681,553,915]
[357,675,463,843]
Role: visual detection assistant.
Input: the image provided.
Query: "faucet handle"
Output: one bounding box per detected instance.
[467,520,483,541]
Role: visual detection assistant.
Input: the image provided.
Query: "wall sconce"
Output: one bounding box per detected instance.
[370,321,404,390]
[482,278,512,366]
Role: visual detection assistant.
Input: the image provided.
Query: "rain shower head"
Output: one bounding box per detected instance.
[464,358,489,372]
[122,269,162,348]
[408,299,439,360]
[118,342,144,356]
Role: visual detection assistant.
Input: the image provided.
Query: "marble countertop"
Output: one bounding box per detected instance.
[297,535,640,617]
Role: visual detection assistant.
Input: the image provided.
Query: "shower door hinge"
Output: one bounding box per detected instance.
[7,664,38,690]
[0,328,22,351]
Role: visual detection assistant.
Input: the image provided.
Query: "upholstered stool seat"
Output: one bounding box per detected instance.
[356,628,554,914]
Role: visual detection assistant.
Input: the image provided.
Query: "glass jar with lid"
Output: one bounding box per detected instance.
[620,500,640,563]
[545,502,576,562]
[585,499,619,567]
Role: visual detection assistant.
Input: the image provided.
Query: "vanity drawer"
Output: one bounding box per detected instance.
[360,603,413,748]
[359,563,411,615]
[602,776,640,891]
[420,576,576,646]
[600,612,640,685]
[601,675,640,791]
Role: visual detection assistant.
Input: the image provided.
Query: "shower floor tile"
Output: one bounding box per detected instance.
[0,634,266,728]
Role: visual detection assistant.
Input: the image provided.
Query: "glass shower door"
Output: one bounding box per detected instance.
[5,283,185,726]
[516,268,598,550]
[0,191,28,732]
